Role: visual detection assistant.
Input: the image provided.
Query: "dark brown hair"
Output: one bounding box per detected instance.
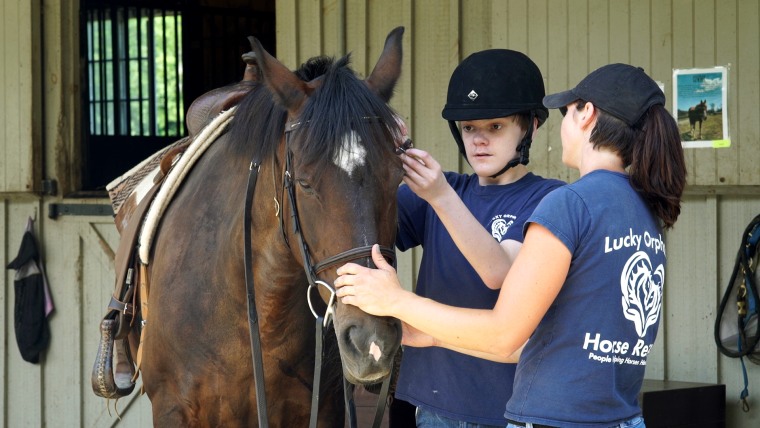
[511,112,532,132]
[579,100,686,229]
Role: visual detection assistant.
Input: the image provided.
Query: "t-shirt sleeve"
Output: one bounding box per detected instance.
[524,186,589,255]
[506,179,566,243]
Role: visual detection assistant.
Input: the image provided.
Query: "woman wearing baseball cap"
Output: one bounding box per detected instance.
[336,63,686,427]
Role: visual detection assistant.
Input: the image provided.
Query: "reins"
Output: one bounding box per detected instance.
[243,159,269,426]
[242,118,400,427]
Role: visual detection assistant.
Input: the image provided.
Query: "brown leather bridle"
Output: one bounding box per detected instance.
[243,118,403,428]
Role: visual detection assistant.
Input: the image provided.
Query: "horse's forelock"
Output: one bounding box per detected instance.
[228,53,401,181]
[292,56,401,180]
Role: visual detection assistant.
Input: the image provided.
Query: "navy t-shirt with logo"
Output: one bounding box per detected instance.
[395,171,564,425]
[506,170,665,427]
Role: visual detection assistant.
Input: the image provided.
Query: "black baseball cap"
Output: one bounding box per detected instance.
[543,63,664,126]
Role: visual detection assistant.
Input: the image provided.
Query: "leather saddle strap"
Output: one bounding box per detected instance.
[133,263,149,382]
[111,181,164,340]
[111,181,163,315]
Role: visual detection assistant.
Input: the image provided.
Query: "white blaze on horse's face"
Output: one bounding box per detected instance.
[333,131,366,176]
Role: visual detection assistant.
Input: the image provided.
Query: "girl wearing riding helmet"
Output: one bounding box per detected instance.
[388,49,564,427]
[337,63,686,428]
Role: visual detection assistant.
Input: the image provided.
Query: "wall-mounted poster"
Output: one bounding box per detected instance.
[673,66,729,148]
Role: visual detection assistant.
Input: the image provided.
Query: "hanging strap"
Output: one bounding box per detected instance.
[344,379,357,428]
[243,160,269,426]
[739,356,750,412]
[371,362,394,428]
[309,316,326,428]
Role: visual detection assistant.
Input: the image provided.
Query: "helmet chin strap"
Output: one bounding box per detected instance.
[489,117,534,179]
[448,112,537,180]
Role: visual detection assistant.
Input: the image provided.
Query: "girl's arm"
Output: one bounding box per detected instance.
[399,148,518,289]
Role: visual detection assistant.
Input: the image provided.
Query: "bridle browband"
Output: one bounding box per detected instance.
[243,115,401,428]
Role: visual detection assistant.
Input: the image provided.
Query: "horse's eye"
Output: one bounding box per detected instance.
[296,179,314,194]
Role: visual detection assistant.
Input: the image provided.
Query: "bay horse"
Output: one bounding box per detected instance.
[136,27,405,426]
[688,99,708,139]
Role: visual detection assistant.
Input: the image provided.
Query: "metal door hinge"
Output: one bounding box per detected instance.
[41,179,58,196]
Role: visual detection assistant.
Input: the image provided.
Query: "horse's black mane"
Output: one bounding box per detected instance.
[228,54,401,178]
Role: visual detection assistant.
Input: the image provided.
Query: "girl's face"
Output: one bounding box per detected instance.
[459,116,528,183]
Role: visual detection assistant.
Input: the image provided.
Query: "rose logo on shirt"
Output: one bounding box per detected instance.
[620,251,663,337]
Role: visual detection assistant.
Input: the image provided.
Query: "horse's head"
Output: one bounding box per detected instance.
[250,28,405,385]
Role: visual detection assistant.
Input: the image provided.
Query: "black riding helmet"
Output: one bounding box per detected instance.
[442,49,548,178]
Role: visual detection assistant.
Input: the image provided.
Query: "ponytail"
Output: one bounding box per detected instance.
[628,104,686,229]
[589,102,686,229]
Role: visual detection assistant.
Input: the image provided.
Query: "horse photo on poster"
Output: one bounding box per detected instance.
[673,66,729,148]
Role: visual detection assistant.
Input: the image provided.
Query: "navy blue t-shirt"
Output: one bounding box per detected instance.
[395,171,564,425]
[506,170,665,427]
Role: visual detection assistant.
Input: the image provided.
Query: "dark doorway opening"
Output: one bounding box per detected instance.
[79,0,275,194]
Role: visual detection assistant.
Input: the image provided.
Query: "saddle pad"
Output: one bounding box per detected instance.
[106,138,189,216]
[138,107,237,264]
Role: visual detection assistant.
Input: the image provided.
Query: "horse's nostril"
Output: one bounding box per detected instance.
[344,326,384,360]
[344,326,362,352]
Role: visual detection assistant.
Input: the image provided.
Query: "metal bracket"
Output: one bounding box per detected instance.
[48,203,114,219]
[41,179,58,196]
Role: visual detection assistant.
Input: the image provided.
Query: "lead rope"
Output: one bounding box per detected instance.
[243,159,269,426]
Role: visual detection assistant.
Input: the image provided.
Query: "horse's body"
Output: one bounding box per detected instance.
[688,99,708,139]
[136,28,405,427]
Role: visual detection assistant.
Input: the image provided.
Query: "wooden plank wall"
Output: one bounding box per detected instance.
[0,0,41,193]
[41,0,81,195]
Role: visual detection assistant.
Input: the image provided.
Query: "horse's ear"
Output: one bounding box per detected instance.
[365,26,404,102]
[249,36,310,114]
